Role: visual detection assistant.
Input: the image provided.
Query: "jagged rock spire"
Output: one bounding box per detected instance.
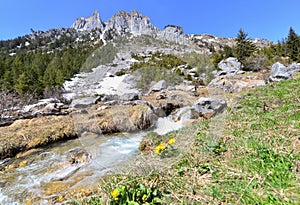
[71,10,104,32]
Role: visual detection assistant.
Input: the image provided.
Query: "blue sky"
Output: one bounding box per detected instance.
[1,0,299,42]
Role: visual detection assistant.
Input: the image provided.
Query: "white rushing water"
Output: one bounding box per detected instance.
[0,132,146,204]
[0,105,192,204]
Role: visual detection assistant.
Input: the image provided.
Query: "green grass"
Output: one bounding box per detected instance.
[71,77,300,204]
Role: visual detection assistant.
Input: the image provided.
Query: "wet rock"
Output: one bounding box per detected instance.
[66,148,91,164]
[269,62,292,82]
[192,97,227,119]
[153,102,180,117]
[133,107,157,130]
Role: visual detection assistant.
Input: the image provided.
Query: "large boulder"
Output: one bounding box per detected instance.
[192,97,227,119]
[218,57,241,72]
[269,62,292,82]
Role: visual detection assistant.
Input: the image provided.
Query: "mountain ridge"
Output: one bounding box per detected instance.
[70,9,271,48]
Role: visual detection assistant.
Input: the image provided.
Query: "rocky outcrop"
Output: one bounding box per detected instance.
[71,10,105,32]
[209,74,266,93]
[190,34,236,52]
[192,97,227,119]
[71,10,190,45]
[158,25,188,44]
[105,10,157,36]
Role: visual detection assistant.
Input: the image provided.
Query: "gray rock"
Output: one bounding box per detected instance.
[134,100,154,110]
[104,100,118,106]
[105,10,157,36]
[71,10,104,32]
[287,63,300,74]
[120,93,139,101]
[158,25,188,44]
[168,94,183,102]
[217,70,245,76]
[70,97,97,108]
[150,80,167,92]
[218,57,241,71]
[167,86,176,91]
[269,62,292,82]
[192,97,227,118]
[101,94,119,102]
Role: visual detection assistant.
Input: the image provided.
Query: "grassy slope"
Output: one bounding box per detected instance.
[73,77,300,204]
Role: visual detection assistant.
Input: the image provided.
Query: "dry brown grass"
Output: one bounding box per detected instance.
[0,115,76,159]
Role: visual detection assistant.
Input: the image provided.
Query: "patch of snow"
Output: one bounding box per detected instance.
[22,98,56,113]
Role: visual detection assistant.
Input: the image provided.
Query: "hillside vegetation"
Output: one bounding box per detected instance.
[70,76,300,204]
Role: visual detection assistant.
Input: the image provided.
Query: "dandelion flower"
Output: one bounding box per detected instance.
[142,194,147,201]
[168,138,175,145]
[155,143,166,154]
[111,189,119,198]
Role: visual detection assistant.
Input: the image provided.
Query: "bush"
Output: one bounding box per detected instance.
[135,65,182,90]
[182,52,216,84]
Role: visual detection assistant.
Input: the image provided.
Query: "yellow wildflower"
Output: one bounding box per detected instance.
[155,143,166,154]
[57,195,64,202]
[168,138,175,145]
[111,189,119,198]
[142,194,147,201]
[19,160,28,168]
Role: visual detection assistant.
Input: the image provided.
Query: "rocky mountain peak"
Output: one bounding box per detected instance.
[105,10,157,36]
[158,25,187,44]
[71,10,104,32]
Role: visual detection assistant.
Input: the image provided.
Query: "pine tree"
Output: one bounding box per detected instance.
[286,27,300,62]
[234,29,257,65]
